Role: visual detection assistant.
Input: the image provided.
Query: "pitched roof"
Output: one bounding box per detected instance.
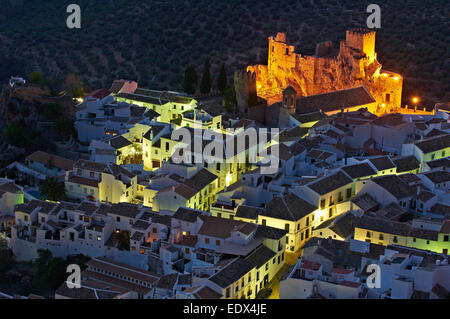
[307,171,353,195]
[254,225,288,240]
[371,175,413,200]
[262,192,317,221]
[244,245,276,269]
[356,215,438,240]
[426,158,450,169]
[198,216,256,239]
[26,151,75,171]
[193,286,222,299]
[293,86,375,114]
[341,163,376,179]
[431,203,450,217]
[235,205,262,220]
[350,193,379,212]
[172,207,204,223]
[188,169,217,190]
[369,156,396,171]
[73,159,107,173]
[414,134,450,154]
[393,156,420,173]
[208,258,253,288]
[109,135,132,149]
[108,203,140,218]
[424,170,450,184]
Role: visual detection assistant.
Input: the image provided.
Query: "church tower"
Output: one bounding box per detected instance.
[282,85,297,114]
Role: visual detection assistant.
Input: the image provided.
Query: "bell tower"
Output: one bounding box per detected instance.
[282,85,297,114]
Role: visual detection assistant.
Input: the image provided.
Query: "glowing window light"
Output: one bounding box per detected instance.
[225,173,232,187]
[412,97,419,104]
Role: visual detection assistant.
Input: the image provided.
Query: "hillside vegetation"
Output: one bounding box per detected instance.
[0,0,448,104]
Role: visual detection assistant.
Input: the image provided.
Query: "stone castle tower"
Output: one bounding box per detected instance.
[234,70,257,114]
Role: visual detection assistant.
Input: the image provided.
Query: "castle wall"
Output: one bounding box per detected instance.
[244,30,403,114]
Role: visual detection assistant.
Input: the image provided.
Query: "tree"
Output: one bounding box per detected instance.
[222,85,237,113]
[39,178,66,202]
[43,103,60,120]
[183,65,198,94]
[63,73,85,98]
[200,58,211,94]
[53,116,75,142]
[217,64,227,93]
[46,257,68,289]
[29,71,43,84]
[4,123,24,146]
[0,250,14,277]
[35,249,53,277]
[118,231,130,251]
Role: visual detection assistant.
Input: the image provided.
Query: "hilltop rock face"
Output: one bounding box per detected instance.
[246,29,403,114]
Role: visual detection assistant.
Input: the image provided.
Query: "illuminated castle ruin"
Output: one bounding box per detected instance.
[244,28,403,114]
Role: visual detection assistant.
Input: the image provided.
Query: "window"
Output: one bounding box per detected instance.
[320,199,325,209]
[185,248,190,254]
[426,240,430,245]
[285,224,290,232]
[24,215,28,222]
[328,208,333,218]
[265,263,269,271]
[205,238,210,244]
[442,151,446,157]
[216,240,221,246]
[393,236,398,243]
[366,231,371,238]
[116,216,120,222]
[90,171,94,178]
[97,236,101,241]
[262,219,266,226]
[444,235,449,242]
[379,234,384,240]
[152,227,157,233]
